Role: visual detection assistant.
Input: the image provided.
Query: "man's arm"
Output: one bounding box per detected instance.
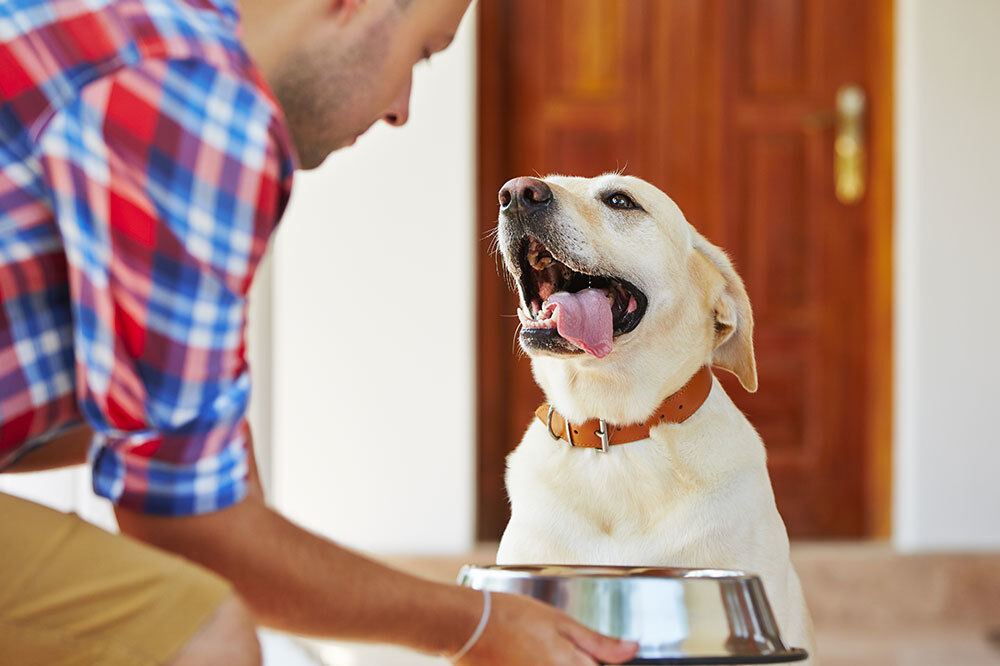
[114,453,639,662]
[116,477,481,654]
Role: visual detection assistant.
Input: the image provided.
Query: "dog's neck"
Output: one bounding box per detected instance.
[536,365,714,449]
[532,352,711,425]
[530,287,720,424]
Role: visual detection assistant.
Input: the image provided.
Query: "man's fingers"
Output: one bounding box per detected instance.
[464,592,639,665]
[561,621,640,664]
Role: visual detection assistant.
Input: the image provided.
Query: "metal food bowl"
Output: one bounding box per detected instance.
[458,565,808,664]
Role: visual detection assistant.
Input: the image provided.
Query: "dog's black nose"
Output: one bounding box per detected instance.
[499,177,552,211]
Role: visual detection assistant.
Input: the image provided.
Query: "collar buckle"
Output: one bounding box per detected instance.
[595,419,610,453]
[546,406,561,442]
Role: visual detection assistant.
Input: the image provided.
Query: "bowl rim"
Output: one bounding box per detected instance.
[460,564,757,581]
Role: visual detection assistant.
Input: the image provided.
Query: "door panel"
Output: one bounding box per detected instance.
[476,0,893,540]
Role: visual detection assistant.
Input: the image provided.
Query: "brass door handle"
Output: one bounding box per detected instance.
[834,84,867,204]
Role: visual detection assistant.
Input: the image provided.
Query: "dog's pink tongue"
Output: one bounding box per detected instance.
[548,288,613,358]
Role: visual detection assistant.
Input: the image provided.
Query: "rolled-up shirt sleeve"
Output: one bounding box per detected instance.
[38,57,295,515]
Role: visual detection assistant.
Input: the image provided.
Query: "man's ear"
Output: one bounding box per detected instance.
[692,234,758,392]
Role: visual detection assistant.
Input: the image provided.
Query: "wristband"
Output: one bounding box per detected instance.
[449,589,491,662]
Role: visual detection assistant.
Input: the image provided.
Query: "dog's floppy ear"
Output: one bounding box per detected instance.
[692,234,758,392]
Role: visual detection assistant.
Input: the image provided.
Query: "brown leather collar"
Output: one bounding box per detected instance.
[535,366,714,451]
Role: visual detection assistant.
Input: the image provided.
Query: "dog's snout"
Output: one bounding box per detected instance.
[499,177,552,211]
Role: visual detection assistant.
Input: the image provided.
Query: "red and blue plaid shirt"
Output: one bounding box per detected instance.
[0,0,297,514]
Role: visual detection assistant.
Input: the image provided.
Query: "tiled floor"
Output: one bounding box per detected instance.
[302,543,1000,666]
[815,626,1000,666]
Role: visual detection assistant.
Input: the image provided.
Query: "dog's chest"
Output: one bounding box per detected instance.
[504,421,772,568]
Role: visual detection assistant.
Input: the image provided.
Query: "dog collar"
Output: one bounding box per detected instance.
[535,366,714,452]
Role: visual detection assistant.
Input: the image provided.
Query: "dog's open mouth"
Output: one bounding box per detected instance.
[515,237,648,358]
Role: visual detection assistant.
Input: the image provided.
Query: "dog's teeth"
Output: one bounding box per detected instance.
[534,256,553,269]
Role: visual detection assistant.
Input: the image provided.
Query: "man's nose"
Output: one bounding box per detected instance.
[383,77,412,127]
[499,177,553,211]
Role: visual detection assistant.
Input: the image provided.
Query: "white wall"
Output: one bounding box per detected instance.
[894,0,1000,551]
[269,10,477,554]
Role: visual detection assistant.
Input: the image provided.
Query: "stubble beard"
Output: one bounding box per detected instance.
[271,19,393,170]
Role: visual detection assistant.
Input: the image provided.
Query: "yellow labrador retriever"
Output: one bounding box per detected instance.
[494,173,817,662]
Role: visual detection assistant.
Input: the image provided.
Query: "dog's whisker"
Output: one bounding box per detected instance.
[511,322,524,355]
[481,227,511,283]
[504,273,517,293]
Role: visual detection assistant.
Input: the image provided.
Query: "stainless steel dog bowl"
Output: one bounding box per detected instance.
[458,565,808,664]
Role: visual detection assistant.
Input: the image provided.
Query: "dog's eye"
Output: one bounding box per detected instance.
[604,192,637,210]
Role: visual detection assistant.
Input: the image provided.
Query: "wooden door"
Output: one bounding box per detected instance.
[476,0,893,540]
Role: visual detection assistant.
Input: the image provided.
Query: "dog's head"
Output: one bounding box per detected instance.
[496,173,756,420]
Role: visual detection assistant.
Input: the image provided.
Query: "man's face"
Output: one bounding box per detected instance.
[272,0,471,169]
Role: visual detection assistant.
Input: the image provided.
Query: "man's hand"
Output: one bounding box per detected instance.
[455,592,639,665]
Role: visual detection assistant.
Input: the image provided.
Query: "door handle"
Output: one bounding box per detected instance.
[834,84,866,204]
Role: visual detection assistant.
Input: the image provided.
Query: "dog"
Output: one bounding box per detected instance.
[493,173,817,662]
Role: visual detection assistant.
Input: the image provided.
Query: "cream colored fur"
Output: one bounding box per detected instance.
[496,174,817,662]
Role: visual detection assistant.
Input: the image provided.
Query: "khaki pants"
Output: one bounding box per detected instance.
[0,492,231,665]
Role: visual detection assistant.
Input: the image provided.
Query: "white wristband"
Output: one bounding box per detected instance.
[449,589,491,662]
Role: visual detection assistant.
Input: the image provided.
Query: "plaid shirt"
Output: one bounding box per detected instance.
[0,0,296,514]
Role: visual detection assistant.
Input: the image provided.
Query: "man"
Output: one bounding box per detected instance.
[0,0,641,663]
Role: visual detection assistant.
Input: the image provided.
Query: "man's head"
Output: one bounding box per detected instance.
[240,0,471,169]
